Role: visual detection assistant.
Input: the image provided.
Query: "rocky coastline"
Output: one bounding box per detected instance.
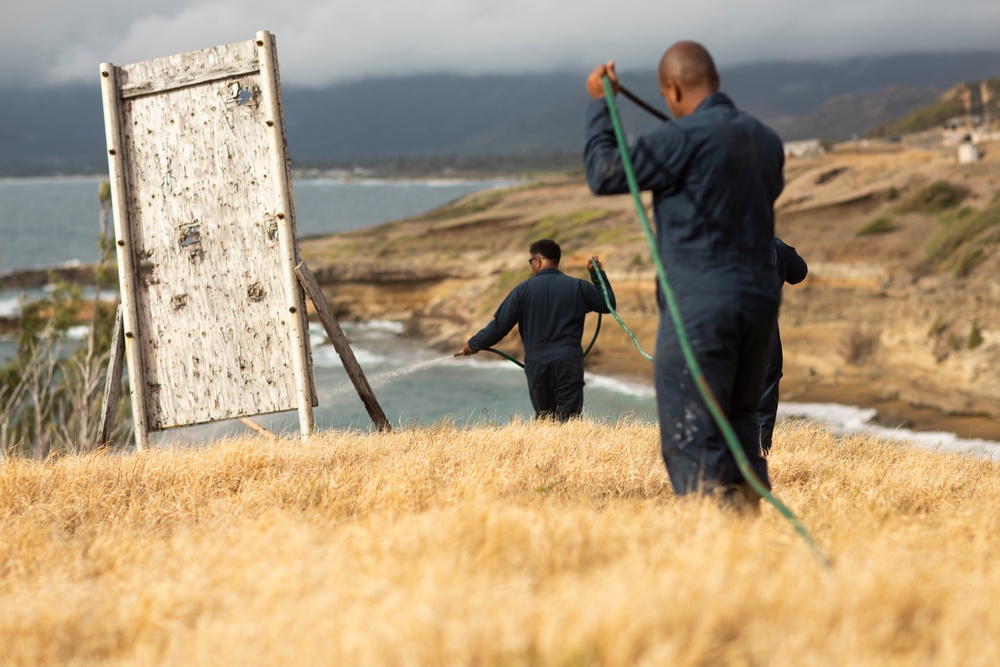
[4,146,999,441]
[296,150,1000,441]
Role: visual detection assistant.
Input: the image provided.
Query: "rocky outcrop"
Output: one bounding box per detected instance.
[299,147,1000,435]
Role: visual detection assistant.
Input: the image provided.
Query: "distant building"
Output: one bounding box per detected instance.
[783,139,826,159]
[957,135,980,164]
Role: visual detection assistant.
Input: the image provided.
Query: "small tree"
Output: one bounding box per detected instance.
[0,179,131,458]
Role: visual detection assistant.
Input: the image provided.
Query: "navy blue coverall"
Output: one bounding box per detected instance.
[468,267,616,421]
[757,237,808,455]
[584,92,784,495]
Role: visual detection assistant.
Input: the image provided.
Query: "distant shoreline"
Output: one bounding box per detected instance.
[2,276,998,445]
[1,263,100,290]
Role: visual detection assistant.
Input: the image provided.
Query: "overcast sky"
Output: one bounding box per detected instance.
[5,0,1000,88]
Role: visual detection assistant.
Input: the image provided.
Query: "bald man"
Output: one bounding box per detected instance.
[583,42,784,508]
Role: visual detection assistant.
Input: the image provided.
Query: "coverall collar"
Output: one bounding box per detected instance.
[693,91,735,115]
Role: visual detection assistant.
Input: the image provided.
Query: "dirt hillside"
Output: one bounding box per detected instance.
[300,140,1000,439]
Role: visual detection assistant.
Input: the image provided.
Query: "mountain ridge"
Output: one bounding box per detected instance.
[2,51,1000,176]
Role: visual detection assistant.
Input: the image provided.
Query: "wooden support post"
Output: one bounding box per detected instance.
[257,30,315,440]
[96,304,126,449]
[239,417,279,441]
[294,262,392,433]
[100,61,149,450]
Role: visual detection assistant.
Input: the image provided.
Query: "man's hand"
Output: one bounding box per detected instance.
[586,60,619,99]
[455,341,478,357]
[587,256,604,272]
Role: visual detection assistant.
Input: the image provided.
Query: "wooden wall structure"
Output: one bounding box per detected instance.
[100,31,315,449]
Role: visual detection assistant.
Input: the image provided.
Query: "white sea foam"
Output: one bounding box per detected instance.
[444,356,656,399]
[65,325,90,340]
[0,297,20,318]
[778,402,1000,460]
[584,372,656,398]
[351,319,405,334]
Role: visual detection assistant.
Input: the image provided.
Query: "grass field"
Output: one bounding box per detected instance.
[1,417,999,665]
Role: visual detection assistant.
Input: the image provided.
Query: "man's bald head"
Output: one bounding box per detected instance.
[657,41,720,119]
[658,41,720,91]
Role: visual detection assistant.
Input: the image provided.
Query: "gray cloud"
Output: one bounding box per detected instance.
[3,0,999,88]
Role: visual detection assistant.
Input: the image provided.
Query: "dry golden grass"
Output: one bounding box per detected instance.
[1,417,999,666]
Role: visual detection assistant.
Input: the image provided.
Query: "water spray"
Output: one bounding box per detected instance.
[325,354,454,400]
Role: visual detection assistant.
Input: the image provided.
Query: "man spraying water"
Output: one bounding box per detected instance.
[456,239,615,422]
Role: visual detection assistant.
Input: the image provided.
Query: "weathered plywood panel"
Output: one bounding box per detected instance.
[105,34,314,432]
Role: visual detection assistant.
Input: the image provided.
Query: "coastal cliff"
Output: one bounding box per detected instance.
[4,143,995,438]
[299,144,1000,437]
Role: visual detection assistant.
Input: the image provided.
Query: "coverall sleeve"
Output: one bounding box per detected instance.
[774,237,808,285]
[583,270,616,313]
[583,98,687,196]
[468,285,523,351]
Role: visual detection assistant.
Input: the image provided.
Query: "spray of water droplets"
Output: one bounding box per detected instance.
[321,355,455,400]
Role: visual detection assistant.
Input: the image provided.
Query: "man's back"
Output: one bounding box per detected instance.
[468,267,614,361]
[585,92,783,294]
[516,269,609,355]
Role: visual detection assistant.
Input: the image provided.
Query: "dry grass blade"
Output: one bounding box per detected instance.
[1,418,998,665]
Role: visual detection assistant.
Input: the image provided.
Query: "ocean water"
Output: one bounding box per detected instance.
[0,175,658,443]
[0,174,520,273]
[1,176,997,456]
[157,319,659,445]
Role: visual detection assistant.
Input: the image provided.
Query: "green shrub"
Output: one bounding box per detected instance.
[967,323,984,350]
[531,208,610,241]
[927,315,946,338]
[898,180,969,215]
[856,215,898,237]
[842,327,879,365]
[878,98,965,136]
[951,247,986,278]
[925,201,1000,265]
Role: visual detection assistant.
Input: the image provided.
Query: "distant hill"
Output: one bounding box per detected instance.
[2,51,1000,175]
[872,77,1000,137]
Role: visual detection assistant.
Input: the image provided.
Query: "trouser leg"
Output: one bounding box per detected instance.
[728,303,776,490]
[655,291,777,496]
[756,328,783,455]
[525,362,555,419]
[551,356,585,422]
[526,356,584,422]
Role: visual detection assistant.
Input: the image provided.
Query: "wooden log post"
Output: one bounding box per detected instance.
[100,62,149,450]
[96,304,126,448]
[257,31,315,439]
[294,262,392,433]
[238,417,279,440]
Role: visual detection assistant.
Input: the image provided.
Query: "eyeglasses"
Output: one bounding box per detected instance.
[528,256,542,265]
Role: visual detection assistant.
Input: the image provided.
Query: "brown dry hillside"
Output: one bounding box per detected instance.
[299,141,1000,437]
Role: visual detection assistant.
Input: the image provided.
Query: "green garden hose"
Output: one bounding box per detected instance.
[590,259,654,362]
[602,76,828,567]
[483,312,602,369]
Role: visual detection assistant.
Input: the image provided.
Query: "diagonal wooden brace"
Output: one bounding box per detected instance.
[295,261,392,433]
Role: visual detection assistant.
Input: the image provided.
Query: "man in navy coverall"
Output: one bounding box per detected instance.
[757,237,808,455]
[458,239,616,422]
[583,42,784,503]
